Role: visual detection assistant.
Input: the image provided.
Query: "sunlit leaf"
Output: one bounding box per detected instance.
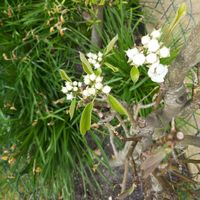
[59,69,72,82]
[104,35,118,55]
[80,102,93,135]
[107,94,128,116]
[104,62,119,72]
[69,99,76,120]
[79,52,93,74]
[130,66,139,83]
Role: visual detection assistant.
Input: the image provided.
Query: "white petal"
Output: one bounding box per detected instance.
[92,54,97,60]
[98,52,103,57]
[66,93,73,100]
[73,87,78,92]
[87,52,92,58]
[82,89,90,97]
[131,53,146,66]
[88,87,96,95]
[102,85,111,94]
[78,82,82,87]
[147,39,160,53]
[94,63,101,69]
[73,81,78,86]
[61,86,68,94]
[96,76,103,82]
[159,46,170,58]
[84,78,90,85]
[66,84,72,91]
[141,35,150,45]
[95,82,103,90]
[89,74,96,81]
[126,48,139,59]
[150,29,161,39]
[146,53,158,64]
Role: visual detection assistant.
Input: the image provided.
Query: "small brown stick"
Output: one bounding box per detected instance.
[121,159,129,193]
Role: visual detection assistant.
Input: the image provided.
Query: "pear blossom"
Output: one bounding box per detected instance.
[84,78,90,85]
[73,81,78,86]
[150,29,161,39]
[131,53,146,66]
[66,84,73,91]
[66,93,73,100]
[146,53,158,64]
[126,48,139,60]
[102,85,111,94]
[88,87,96,95]
[94,63,101,69]
[96,76,103,82]
[61,86,68,94]
[89,74,96,81]
[147,39,160,52]
[141,35,150,45]
[95,82,103,90]
[159,46,170,58]
[78,82,82,87]
[73,87,78,92]
[82,89,90,97]
[148,63,168,83]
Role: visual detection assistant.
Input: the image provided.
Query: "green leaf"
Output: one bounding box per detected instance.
[59,69,72,82]
[130,66,139,83]
[69,99,76,120]
[79,52,93,74]
[104,35,118,55]
[167,3,187,34]
[104,62,119,72]
[107,95,128,116]
[80,102,93,135]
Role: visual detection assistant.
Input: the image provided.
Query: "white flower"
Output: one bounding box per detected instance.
[89,74,96,81]
[73,87,78,92]
[61,86,68,94]
[88,87,96,95]
[159,46,170,58]
[84,78,90,85]
[73,81,78,86]
[147,39,160,53]
[102,85,111,94]
[146,53,158,64]
[92,54,97,60]
[141,35,150,45]
[78,82,82,87]
[94,63,101,69]
[96,76,103,83]
[66,93,73,100]
[95,82,103,90]
[150,29,161,39]
[148,63,168,83]
[126,48,139,60]
[131,53,146,66]
[98,52,103,57]
[88,58,93,63]
[98,57,102,62]
[82,89,90,97]
[66,84,72,91]
[91,59,96,65]
[87,52,92,58]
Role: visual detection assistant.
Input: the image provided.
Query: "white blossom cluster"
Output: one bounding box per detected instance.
[61,81,82,100]
[86,52,103,69]
[126,29,170,83]
[82,73,111,97]
[61,74,111,101]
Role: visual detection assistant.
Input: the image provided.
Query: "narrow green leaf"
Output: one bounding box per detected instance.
[79,52,93,74]
[69,99,76,120]
[104,35,118,55]
[130,66,139,83]
[167,3,187,34]
[107,95,128,116]
[80,102,93,135]
[59,69,72,82]
[104,62,119,72]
